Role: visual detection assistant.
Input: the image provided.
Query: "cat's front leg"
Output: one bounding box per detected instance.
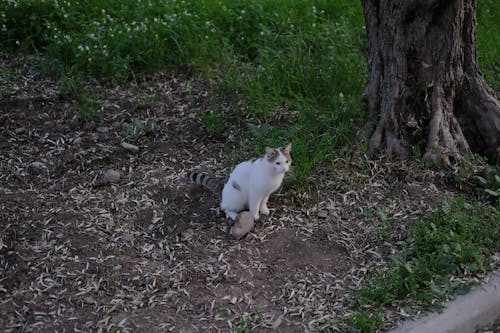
[249,192,261,221]
[260,195,270,215]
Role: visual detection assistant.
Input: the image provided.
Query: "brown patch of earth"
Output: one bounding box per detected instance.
[0,56,474,332]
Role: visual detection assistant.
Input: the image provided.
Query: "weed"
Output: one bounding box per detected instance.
[375,207,390,240]
[234,318,252,333]
[74,93,104,123]
[201,109,229,139]
[216,307,230,319]
[350,197,499,332]
[472,166,500,204]
[348,312,384,333]
[0,66,20,98]
[122,119,150,139]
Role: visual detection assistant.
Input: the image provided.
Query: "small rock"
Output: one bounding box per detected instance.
[317,210,328,219]
[14,127,26,135]
[103,169,121,184]
[72,137,83,145]
[83,296,95,305]
[96,126,109,134]
[29,161,47,173]
[272,315,284,330]
[181,228,194,241]
[121,142,139,153]
[230,211,255,239]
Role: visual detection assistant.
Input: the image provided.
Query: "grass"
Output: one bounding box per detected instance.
[477,0,500,91]
[1,0,498,186]
[347,197,500,332]
[0,0,367,186]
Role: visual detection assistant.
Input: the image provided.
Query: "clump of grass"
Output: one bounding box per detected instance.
[122,119,151,140]
[0,66,20,98]
[477,0,500,91]
[348,311,385,333]
[472,166,500,204]
[348,197,499,332]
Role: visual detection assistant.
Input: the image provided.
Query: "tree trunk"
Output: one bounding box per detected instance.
[361,0,500,165]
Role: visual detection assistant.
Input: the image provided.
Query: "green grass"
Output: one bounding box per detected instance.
[0,0,498,185]
[347,197,499,332]
[0,65,20,98]
[477,0,500,91]
[0,0,366,186]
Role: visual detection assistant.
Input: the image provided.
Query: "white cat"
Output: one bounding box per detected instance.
[221,143,292,220]
[186,144,292,221]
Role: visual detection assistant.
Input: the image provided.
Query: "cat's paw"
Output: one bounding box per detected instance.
[252,213,260,221]
[260,206,270,215]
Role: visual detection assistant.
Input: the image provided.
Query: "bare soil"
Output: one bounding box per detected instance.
[0,57,474,332]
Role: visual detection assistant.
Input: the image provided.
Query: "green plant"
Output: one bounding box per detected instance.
[375,207,390,240]
[472,166,500,202]
[201,110,228,139]
[122,119,150,139]
[74,93,104,123]
[350,197,499,332]
[0,67,19,98]
[348,312,384,333]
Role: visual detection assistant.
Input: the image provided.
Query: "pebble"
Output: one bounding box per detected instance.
[230,211,255,239]
[14,127,26,135]
[83,296,95,305]
[96,126,109,134]
[103,169,121,184]
[317,210,328,219]
[181,228,194,241]
[121,142,139,153]
[29,161,47,173]
[72,137,83,145]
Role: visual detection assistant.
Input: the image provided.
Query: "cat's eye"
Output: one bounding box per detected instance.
[286,160,290,164]
[276,162,281,165]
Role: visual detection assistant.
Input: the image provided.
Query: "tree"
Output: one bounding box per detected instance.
[360,0,500,166]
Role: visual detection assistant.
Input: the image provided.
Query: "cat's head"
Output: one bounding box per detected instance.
[265,143,292,174]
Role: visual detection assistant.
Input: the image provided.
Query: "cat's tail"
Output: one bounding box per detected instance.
[185,172,224,196]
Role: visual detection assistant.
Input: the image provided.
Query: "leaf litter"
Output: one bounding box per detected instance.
[0,56,487,332]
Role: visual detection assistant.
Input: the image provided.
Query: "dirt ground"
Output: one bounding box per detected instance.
[0,58,473,332]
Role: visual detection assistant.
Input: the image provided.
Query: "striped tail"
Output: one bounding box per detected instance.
[186,172,224,196]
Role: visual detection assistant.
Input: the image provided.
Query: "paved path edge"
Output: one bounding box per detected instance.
[389,269,500,333]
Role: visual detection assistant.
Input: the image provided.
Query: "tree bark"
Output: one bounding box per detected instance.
[361,0,500,165]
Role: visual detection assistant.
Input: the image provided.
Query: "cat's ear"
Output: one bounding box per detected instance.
[283,143,292,153]
[265,146,274,157]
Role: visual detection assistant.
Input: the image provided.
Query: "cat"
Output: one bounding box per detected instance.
[186,143,292,221]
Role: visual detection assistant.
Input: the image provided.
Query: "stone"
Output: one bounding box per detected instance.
[103,169,121,184]
[72,137,83,145]
[121,142,139,153]
[230,211,255,239]
[29,161,47,173]
[15,127,26,135]
[96,126,109,134]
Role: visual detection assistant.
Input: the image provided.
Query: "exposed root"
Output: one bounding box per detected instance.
[423,86,470,168]
[457,74,500,159]
[367,123,409,161]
